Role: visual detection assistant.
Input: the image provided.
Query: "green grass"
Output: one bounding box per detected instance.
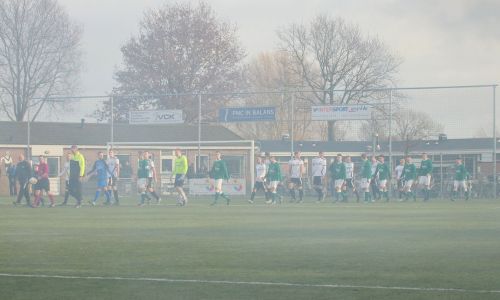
[1,195,500,300]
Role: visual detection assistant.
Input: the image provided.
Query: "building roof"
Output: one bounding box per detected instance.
[257,138,500,155]
[0,121,243,146]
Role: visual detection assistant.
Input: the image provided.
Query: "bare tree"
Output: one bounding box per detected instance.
[393,109,443,154]
[278,15,399,141]
[226,51,313,140]
[0,0,82,121]
[107,2,245,123]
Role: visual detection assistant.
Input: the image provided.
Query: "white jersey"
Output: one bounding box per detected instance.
[107,157,120,177]
[395,165,404,180]
[311,157,327,177]
[344,162,354,179]
[255,163,267,182]
[147,159,155,178]
[59,161,70,181]
[288,158,304,179]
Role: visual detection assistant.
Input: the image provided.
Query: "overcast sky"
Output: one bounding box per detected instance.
[53,0,499,137]
[57,0,499,94]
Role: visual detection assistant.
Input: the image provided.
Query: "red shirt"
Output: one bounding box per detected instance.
[36,162,49,179]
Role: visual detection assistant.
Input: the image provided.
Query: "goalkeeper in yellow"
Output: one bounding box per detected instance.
[172,148,189,206]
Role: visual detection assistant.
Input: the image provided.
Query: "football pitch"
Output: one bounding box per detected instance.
[1,196,500,300]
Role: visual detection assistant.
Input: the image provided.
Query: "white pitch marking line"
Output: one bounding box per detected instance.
[0,273,499,294]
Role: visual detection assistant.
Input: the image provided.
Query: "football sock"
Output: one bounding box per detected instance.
[104,190,111,203]
[289,189,296,200]
[251,191,256,201]
[298,190,303,201]
[94,190,100,203]
[150,191,160,200]
[113,190,119,203]
[212,192,219,205]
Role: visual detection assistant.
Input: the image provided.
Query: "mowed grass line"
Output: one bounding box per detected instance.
[1,197,500,299]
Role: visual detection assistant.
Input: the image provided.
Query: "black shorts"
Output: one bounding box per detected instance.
[313,176,323,186]
[174,174,185,187]
[253,181,266,191]
[345,178,355,189]
[290,178,302,186]
[34,178,50,192]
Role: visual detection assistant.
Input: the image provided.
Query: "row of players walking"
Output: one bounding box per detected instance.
[251,151,471,204]
[8,145,231,207]
[6,147,471,207]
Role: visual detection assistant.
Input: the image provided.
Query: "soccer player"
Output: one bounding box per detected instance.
[13,153,32,206]
[57,153,72,206]
[32,155,56,207]
[210,151,231,205]
[343,155,359,202]
[172,148,189,206]
[137,152,151,206]
[451,157,469,201]
[69,145,85,208]
[288,151,305,203]
[266,155,282,204]
[249,156,268,204]
[311,151,327,202]
[394,158,405,199]
[107,150,120,205]
[417,152,433,201]
[329,153,346,202]
[402,156,417,201]
[86,151,111,206]
[370,156,381,200]
[376,155,391,201]
[360,154,372,203]
[144,151,161,204]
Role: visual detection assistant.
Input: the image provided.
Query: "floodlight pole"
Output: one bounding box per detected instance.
[290,92,295,156]
[197,93,202,173]
[27,106,31,160]
[493,86,497,199]
[110,96,114,149]
[389,89,393,192]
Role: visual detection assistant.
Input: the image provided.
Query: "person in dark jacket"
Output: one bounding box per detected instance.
[7,164,17,196]
[14,153,32,206]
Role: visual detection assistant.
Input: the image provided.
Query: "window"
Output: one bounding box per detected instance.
[161,158,173,174]
[196,155,209,175]
[223,155,244,178]
[117,154,131,178]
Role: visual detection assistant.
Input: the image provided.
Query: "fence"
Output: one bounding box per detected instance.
[2,84,497,199]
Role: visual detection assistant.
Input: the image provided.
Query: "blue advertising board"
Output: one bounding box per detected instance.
[219,107,276,122]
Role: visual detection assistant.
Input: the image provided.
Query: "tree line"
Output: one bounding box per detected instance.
[0,0,442,145]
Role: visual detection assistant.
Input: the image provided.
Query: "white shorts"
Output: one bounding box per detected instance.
[215,179,223,191]
[454,180,467,191]
[137,178,147,190]
[334,179,345,190]
[269,181,280,189]
[379,180,387,189]
[418,175,431,186]
[360,178,370,189]
[404,180,414,190]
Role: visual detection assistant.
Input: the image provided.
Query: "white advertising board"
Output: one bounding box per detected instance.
[129,110,184,124]
[189,178,246,195]
[311,105,372,121]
